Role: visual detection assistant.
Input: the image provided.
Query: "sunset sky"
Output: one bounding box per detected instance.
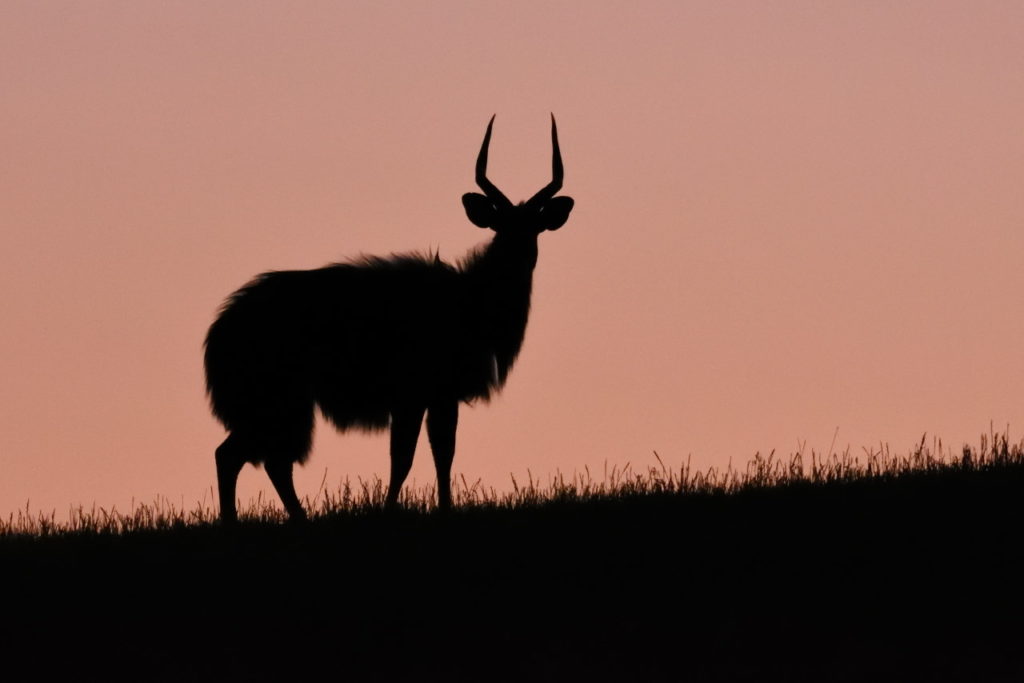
[2,2,1022,520]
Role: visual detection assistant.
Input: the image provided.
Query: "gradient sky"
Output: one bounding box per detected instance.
[2,2,1022,520]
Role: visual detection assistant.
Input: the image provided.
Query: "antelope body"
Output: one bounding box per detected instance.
[204,116,574,522]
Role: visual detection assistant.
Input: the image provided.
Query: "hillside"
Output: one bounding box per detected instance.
[3,433,1023,681]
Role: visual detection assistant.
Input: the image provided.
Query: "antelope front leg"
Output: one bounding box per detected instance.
[427,401,458,511]
[386,406,425,509]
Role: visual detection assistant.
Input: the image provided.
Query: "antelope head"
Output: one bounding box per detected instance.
[462,115,575,235]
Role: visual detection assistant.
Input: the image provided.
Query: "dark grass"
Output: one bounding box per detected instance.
[3,431,1024,681]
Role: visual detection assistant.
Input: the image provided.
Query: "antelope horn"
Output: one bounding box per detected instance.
[475,115,512,208]
[526,114,564,208]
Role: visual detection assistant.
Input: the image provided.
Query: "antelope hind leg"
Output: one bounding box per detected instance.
[215,434,246,523]
[265,457,307,522]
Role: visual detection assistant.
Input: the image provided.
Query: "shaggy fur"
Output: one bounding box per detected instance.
[204,241,532,461]
[204,116,573,521]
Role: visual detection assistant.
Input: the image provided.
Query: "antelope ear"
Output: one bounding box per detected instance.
[539,196,574,231]
[462,193,497,228]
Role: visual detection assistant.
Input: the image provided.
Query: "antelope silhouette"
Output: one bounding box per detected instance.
[204,116,574,522]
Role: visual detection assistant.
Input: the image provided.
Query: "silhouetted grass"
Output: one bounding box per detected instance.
[3,429,1024,682]
[3,429,1020,537]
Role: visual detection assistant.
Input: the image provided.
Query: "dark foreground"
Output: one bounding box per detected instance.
[3,461,1023,682]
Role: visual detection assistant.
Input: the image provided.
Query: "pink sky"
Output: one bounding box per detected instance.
[2,2,1022,519]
